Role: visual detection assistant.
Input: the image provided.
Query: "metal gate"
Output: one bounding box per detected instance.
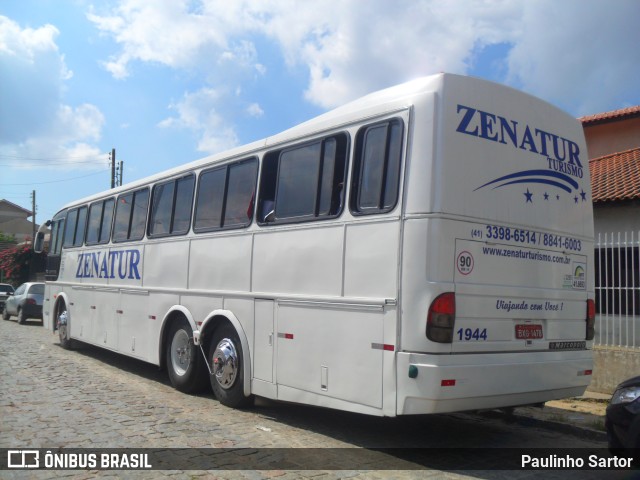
[594,231,640,348]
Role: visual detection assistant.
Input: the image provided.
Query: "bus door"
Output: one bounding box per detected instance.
[45,211,67,282]
[42,211,66,331]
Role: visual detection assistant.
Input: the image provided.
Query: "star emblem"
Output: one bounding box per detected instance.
[580,190,587,201]
[524,189,533,203]
[544,192,549,201]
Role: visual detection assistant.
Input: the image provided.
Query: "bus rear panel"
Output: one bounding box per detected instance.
[397,74,593,414]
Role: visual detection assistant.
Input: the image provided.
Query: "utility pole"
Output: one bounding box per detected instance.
[110,148,116,188]
[119,160,124,186]
[31,190,36,241]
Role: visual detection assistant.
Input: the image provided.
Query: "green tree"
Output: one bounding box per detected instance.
[0,232,17,243]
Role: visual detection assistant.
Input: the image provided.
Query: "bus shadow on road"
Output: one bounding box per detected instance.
[60,339,170,386]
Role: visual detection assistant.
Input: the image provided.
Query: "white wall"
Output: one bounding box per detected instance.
[593,202,640,237]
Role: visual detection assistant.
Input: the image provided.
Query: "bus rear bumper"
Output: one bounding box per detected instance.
[396,350,593,415]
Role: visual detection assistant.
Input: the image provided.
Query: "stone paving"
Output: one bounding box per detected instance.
[0,317,631,479]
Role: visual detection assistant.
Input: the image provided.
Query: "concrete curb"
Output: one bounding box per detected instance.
[477,409,608,443]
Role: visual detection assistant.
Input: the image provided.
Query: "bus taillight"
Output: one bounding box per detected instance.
[427,292,455,343]
[586,299,596,340]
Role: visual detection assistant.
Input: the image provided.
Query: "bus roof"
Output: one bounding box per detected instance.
[55,73,571,213]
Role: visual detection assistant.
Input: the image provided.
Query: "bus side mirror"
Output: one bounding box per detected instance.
[34,232,45,253]
[33,220,50,253]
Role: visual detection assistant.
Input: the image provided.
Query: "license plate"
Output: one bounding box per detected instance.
[549,341,586,350]
[515,324,543,339]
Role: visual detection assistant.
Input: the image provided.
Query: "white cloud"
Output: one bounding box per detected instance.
[507,0,640,115]
[87,0,260,79]
[88,0,639,141]
[246,103,264,118]
[159,88,239,153]
[84,1,521,108]
[0,16,105,167]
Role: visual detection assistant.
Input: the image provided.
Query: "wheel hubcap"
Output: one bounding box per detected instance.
[57,310,68,341]
[171,329,191,376]
[212,338,238,389]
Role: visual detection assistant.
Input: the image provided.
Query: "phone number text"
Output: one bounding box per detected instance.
[472,225,582,251]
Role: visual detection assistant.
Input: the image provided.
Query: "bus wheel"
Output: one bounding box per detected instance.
[166,317,207,393]
[57,308,73,350]
[209,324,252,408]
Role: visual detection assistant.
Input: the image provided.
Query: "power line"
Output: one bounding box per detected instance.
[0,159,105,167]
[1,169,109,186]
[0,193,33,198]
[0,152,109,161]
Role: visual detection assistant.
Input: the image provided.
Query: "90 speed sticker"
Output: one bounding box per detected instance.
[456,251,474,275]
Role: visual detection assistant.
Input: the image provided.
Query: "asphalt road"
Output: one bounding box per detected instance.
[0,316,633,479]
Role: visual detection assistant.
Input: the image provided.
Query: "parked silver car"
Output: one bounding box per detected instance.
[2,282,45,324]
[0,283,15,314]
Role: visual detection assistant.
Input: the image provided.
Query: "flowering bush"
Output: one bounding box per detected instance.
[0,244,45,286]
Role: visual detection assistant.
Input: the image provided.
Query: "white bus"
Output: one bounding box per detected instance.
[35,73,595,416]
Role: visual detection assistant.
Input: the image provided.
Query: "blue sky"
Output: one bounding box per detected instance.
[1,0,639,224]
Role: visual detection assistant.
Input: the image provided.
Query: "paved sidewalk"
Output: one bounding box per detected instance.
[504,390,609,442]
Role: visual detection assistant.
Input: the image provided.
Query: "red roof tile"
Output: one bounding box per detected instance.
[589,148,640,203]
[580,106,640,125]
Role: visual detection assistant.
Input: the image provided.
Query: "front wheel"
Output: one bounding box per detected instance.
[2,308,9,321]
[166,317,208,393]
[209,324,252,408]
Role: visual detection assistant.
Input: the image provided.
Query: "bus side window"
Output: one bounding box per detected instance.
[173,176,195,234]
[99,199,115,243]
[62,209,78,248]
[258,133,348,225]
[62,206,88,248]
[74,207,88,246]
[129,189,149,240]
[225,160,258,227]
[351,119,404,215]
[194,158,257,232]
[50,214,66,255]
[114,188,149,242]
[258,152,278,223]
[194,167,226,230]
[86,198,114,245]
[149,175,194,237]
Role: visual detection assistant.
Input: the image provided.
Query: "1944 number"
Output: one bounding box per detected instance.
[457,328,488,341]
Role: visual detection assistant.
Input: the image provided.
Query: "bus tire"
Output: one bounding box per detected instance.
[208,323,252,408]
[57,307,74,350]
[166,317,208,393]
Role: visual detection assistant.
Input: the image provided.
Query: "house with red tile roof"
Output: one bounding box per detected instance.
[580,107,640,393]
[582,106,640,234]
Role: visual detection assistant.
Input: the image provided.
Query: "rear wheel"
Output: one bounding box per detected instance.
[57,307,74,349]
[17,308,26,325]
[166,317,208,393]
[209,323,252,408]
